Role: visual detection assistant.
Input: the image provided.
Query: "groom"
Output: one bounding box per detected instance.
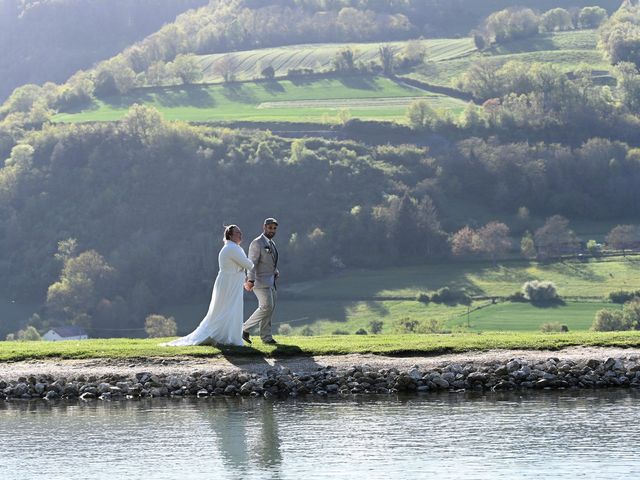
[243,217,279,345]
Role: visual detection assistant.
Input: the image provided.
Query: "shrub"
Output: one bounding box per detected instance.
[592,309,629,331]
[16,326,41,341]
[393,318,419,333]
[355,328,368,335]
[623,298,640,329]
[608,290,640,304]
[332,329,349,335]
[5,333,15,341]
[416,292,430,304]
[415,318,446,334]
[368,319,383,334]
[431,287,471,305]
[521,280,559,303]
[144,314,177,338]
[301,325,314,336]
[507,291,527,302]
[540,322,562,332]
[278,323,292,335]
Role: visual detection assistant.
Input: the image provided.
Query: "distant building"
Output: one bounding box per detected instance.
[43,326,89,341]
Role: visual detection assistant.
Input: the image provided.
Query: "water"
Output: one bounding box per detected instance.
[1,390,639,480]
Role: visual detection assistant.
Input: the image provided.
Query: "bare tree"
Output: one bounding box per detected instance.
[534,215,579,258]
[606,224,640,256]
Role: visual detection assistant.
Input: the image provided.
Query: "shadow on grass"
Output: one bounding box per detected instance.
[221,83,258,103]
[260,79,286,94]
[530,299,567,309]
[154,85,217,108]
[489,35,557,54]
[338,75,379,90]
[289,76,318,87]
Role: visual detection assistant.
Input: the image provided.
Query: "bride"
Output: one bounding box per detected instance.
[163,225,253,347]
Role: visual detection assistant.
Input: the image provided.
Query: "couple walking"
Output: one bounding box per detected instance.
[165,218,280,347]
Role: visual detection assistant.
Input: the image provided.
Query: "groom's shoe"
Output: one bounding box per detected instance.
[242,331,252,344]
[263,338,277,345]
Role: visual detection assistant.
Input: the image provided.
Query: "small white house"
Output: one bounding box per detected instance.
[43,326,89,341]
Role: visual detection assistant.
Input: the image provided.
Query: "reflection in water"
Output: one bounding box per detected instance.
[1,390,640,480]
[203,397,282,477]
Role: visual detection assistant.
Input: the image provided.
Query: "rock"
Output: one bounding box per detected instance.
[44,390,59,400]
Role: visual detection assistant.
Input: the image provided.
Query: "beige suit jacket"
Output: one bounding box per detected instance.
[247,234,279,288]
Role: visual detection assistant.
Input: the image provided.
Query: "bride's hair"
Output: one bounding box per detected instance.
[224,224,238,241]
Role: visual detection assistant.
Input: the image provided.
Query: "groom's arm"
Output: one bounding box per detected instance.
[246,240,260,283]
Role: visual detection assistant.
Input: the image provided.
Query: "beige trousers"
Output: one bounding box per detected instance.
[243,286,277,341]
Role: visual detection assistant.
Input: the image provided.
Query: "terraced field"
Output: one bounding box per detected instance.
[53,76,468,123]
[407,29,607,87]
[197,38,476,83]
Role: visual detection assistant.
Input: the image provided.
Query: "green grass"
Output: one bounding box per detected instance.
[407,30,607,88]
[197,38,476,83]
[287,255,640,300]
[2,331,640,361]
[53,76,467,123]
[450,301,615,332]
[157,255,640,336]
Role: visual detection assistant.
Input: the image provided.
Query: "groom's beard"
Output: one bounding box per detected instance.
[265,232,276,239]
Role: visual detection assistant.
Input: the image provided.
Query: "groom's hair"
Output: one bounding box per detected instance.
[224,224,238,240]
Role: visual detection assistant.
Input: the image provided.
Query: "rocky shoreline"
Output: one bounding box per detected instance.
[2,351,640,401]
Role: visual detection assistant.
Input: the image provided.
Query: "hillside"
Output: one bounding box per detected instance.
[0,0,207,101]
[162,254,640,336]
[53,76,468,124]
[51,30,608,126]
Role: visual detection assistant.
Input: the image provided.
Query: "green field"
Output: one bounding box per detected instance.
[2,331,640,361]
[157,255,640,336]
[197,38,476,83]
[52,30,607,125]
[407,30,607,87]
[53,76,467,123]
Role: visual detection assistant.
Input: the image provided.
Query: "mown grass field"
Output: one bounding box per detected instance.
[52,30,607,125]
[2,331,640,361]
[158,255,640,336]
[407,30,606,87]
[197,38,476,83]
[53,76,467,124]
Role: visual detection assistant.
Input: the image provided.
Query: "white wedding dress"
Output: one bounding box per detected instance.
[164,241,253,347]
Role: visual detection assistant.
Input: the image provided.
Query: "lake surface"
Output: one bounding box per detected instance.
[1,390,639,480]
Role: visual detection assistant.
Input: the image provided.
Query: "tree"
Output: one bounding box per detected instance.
[378,44,395,75]
[46,250,116,328]
[534,215,579,258]
[521,280,559,303]
[520,231,536,258]
[93,57,136,95]
[369,319,383,334]
[145,314,177,338]
[216,55,239,83]
[169,54,203,85]
[484,7,540,44]
[606,224,640,255]
[333,47,356,72]
[540,8,573,32]
[592,309,628,331]
[578,6,608,29]
[261,65,275,79]
[612,62,640,113]
[451,226,478,256]
[17,326,41,341]
[476,221,512,262]
[406,99,435,130]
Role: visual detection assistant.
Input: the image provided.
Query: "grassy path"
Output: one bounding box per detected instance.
[2,332,640,361]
